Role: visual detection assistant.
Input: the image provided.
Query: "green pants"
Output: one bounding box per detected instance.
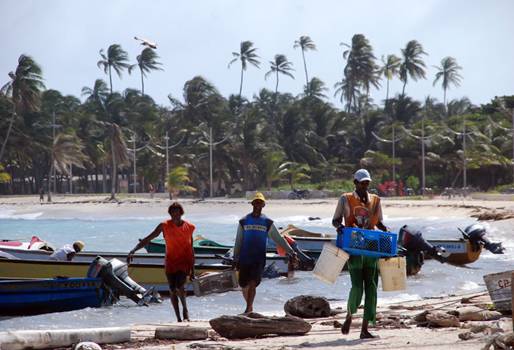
[347,255,378,323]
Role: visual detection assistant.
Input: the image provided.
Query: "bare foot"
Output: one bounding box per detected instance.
[341,317,352,335]
[360,330,376,339]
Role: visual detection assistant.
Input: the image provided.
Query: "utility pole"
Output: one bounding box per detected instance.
[209,127,213,198]
[133,135,137,194]
[69,164,72,194]
[392,125,396,183]
[463,114,467,189]
[421,117,426,196]
[165,131,169,179]
[52,110,56,195]
[512,109,514,183]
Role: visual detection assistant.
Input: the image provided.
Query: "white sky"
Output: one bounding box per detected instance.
[1,0,513,107]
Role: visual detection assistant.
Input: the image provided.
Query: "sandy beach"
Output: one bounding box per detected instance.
[1,194,513,349]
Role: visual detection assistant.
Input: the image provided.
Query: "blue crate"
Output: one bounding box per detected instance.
[336,227,398,258]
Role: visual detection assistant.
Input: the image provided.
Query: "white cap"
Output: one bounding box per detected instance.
[354,169,372,182]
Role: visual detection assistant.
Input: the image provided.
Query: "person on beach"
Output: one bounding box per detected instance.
[233,192,297,313]
[332,169,388,339]
[39,187,44,204]
[50,240,85,261]
[127,202,195,322]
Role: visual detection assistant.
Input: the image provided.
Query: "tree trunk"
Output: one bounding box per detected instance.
[402,79,407,97]
[47,163,53,202]
[209,313,311,339]
[108,65,113,94]
[140,67,145,96]
[275,71,279,95]
[102,161,107,193]
[0,105,16,163]
[238,66,244,99]
[302,49,309,87]
[110,137,117,201]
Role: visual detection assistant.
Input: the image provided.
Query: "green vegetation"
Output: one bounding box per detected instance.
[1,34,513,198]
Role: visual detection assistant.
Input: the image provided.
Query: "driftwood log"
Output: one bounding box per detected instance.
[209,312,311,339]
[284,295,332,318]
[154,325,209,340]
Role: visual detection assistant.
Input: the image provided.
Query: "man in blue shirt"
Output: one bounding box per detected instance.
[233,192,296,313]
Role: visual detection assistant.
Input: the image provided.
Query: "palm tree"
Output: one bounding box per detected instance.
[303,77,328,99]
[294,35,317,86]
[265,54,295,94]
[167,166,196,199]
[81,79,109,108]
[228,41,260,98]
[399,40,427,96]
[341,34,380,111]
[263,151,285,190]
[47,133,89,202]
[380,54,401,109]
[278,161,311,190]
[334,77,359,113]
[433,56,463,108]
[0,55,45,163]
[97,44,130,94]
[128,48,163,96]
[108,123,129,200]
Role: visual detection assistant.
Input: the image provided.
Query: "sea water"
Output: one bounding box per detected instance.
[0,209,513,331]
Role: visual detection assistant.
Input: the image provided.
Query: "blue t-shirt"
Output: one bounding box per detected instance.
[238,213,273,264]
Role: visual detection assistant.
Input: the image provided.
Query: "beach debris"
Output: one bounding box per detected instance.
[284,295,331,318]
[209,312,311,339]
[154,325,209,340]
[471,209,514,221]
[482,332,514,350]
[425,311,461,328]
[319,320,343,328]
[74,342,102,350]
[448,306,502,321]
[458,331,476,341]
[188,343,235,350]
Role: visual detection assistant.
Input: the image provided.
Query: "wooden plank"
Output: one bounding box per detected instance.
[511,271,514,331]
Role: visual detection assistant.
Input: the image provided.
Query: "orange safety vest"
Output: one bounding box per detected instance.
[162,219,195,274]
[343,192,381,229]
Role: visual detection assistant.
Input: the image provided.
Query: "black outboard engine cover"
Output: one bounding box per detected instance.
[399,225,440,257]
[88,256,155,305]
[463,224,505,254]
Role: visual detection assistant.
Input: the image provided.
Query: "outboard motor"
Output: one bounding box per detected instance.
[462,224,505,254]
[87,256,159,305]
[399,225,446,275]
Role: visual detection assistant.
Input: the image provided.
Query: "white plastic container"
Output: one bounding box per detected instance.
[378,257,407,291]
[313,243,349,284]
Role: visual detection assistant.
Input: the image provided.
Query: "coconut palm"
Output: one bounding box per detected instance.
[47,133,89,202]
[262,151,285,190]
[228,41,260,98]
[380,54,401,109]
[128,48,163,96]
[334,77,359,113]
[399,40,427,96]
[341,34,380,111]
[294,35,317,86]
[108,123,130,200]
[265,54,295,94]
[303,77,328,100]
[97,44,130,94]
[81,79,109,109]
[0,55,45,163]
[167,166,196,199]
[278,161,311,190]
[433,56,463,108]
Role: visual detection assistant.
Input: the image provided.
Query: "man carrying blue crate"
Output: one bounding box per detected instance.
[332,169,388,339]
[233,192,297,313]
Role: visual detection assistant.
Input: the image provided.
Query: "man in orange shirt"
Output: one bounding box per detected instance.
[127,202,195,322]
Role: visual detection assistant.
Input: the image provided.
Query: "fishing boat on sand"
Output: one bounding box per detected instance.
[0,277,111,316]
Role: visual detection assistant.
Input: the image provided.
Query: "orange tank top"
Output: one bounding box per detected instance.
[344,192,381,229]
[162,219,195,274]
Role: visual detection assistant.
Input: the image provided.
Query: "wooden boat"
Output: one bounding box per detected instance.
[0,258,229,293]
[145,237,231,255]
[278,225,483,265]
[0,277,110,316]
[423,239,481,265]
[483,270,513,313]
[0,246,289,272]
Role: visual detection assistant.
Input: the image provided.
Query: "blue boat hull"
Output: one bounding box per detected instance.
[0,277,108,316]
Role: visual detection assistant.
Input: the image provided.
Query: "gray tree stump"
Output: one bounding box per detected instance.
[284,295,331,318]
[154,325,209,340]
[209,313,311,339]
